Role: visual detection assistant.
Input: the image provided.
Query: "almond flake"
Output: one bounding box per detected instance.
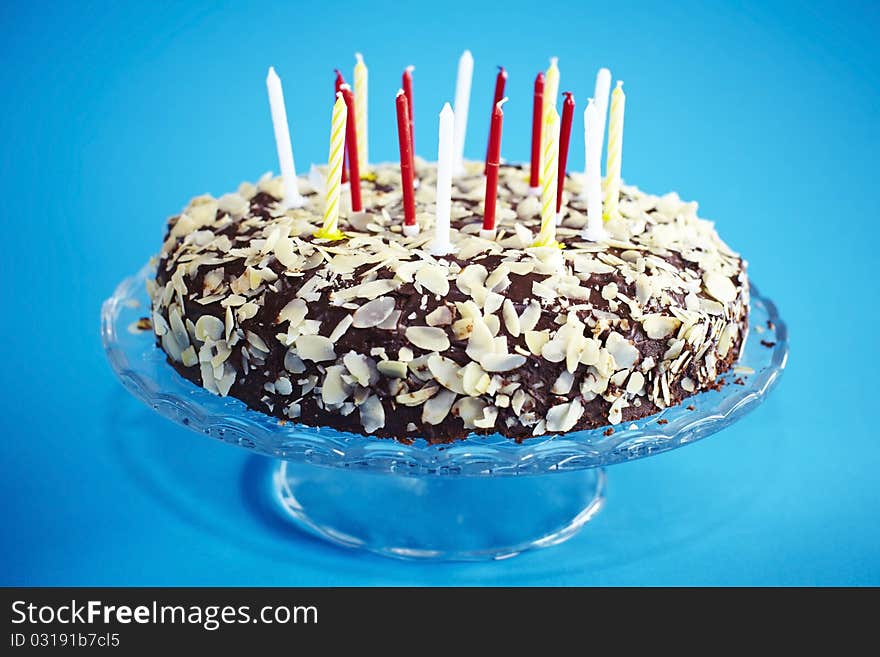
[642,315,682,339]
[405,326,450,352]
[421,389,457,425]
[425,305,453,326]
[377,360,408,379]
[294,334,335,362]
[195,315,224,342]
[480,353,526,372]
[415,263,450,296]
[350,296,395,328]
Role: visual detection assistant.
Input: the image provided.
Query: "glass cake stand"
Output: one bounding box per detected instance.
[102,264,788,561]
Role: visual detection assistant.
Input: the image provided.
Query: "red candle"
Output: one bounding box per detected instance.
[482,98,506,233]
[396,90,417,229]
[529,72,544,189]
[334,69,349,184]
[341,85,362,212]
[485,66,507,173]
[402,66,415,169]
[557,91,575,214]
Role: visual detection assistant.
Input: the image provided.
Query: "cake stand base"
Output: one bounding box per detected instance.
[273,462,606,561]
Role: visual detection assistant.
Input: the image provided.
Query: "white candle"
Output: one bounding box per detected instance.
[266,67,305,209]
[591,67,612,175]
[431,103,455,255]
[581,99,607,242]
[452,50,473,176]
[354,53,368,171]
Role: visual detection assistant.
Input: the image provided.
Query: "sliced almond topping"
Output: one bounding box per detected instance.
[195,315,224,342]
[551,370,575,394]
[405,326,450,352]
[502,299,521,337]
[351,296,396,328]
[283,348,307,373]
[343,351,376,387]
[422,389,457,425]
[359,395,386,432]
[321,365,350,405]
[277,298,308,326]
[525,330,550,355]
[545,399,584,433]
[415,263,450,296]
[377,360,408,379]
[328,314,354,343]
[465,316,494,362]
[605,331,639,370]
[425,305,453,326]
[294,334,336,362]
[480,353,526,372]
[427,354,466,394]
[541,339,566,363]
[452,397,487,429]
[396,385,439,406]
[703,271,736,303]
[626,371,645,394]
[456,264,489,296]
[601,282,619,300]
[460,362,491,396]
[518,300,542,332]
[181,346,198,367]
[642,314,682,339]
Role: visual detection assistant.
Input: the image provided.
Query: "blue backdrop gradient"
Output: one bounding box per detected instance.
[1,0,878,585]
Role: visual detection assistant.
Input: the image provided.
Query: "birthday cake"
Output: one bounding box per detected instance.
[148,160,749,443]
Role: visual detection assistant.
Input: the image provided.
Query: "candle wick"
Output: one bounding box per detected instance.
[496,97,509,110]
[355,52,363,64]
[396,88,405,97]
[406,65,415,73]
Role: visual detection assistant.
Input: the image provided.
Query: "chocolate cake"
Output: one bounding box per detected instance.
[148,160,749,443]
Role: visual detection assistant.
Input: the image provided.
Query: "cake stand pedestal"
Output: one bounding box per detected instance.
[274,462,604,560]
[103,265,787,561]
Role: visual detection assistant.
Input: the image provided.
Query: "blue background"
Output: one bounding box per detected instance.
[2,0,878,585]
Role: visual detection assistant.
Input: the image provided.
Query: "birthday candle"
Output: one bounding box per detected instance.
[591,67,612,174]
[314,94,347,241]
[582,99,607,241]
[396,90,417,234]
[340,84,362,212]
[484,67,507,173]
[482,98,507,237]
[353,53,368,172]
[266,67,305,209]
[529,71,544,190]
[534,106,560,248]
[334,69,349,184]
[431,103,455,255]
[556,91,574,214]
[604,81,626,221]
[539,57,559,183]
[543,57,560,118]
[452,50,473,176]
[402,66,416,169]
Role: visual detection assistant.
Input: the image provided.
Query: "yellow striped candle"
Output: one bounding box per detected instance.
[603,80,625,221]
[538,57,560,183]
[533,106,560,248]
[315,94,348,241]
[354,52,368,172]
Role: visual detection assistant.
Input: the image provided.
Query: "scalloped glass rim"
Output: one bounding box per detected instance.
[102,264,788,477]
